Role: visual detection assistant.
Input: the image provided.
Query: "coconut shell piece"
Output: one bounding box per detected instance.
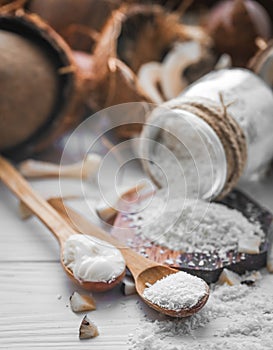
[248,40,273,88]
[121,276,136,295]
[0,12,84,160]
[72,8,151,138]
[70,292,96,313]
[206,0,272,67]
[77,4,212,138]
[116,4,212,72]
[18,153,101,179]
[79,315,99,340]
[77,7,151,110]
[0,0,27,13]
[218,268,241,285]
[26,0,122,52]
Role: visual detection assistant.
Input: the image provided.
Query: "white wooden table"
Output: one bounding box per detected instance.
[1,167,273,349]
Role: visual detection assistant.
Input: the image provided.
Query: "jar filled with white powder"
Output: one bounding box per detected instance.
[140,68,273,199]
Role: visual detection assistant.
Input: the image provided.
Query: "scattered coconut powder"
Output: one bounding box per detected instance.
[143,271,208,311]
[134,107,268,347]
[129,270,273,350]
[131,190,264,257]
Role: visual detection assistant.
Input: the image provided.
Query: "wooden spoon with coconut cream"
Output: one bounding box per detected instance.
[0,155,125,292]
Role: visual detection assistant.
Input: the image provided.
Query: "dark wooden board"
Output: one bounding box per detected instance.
[112,189,272,283]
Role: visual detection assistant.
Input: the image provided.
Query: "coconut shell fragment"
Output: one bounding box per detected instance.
[27,0,122,51]
[116,4,212,72]
[206,0,272,67]
[79,315,99,340]
[0,12,83,159]
[248,40,273,88]
[70,292,96,313]
[77,4,213,137]
[0,0,26,13]
[71,7,152,138]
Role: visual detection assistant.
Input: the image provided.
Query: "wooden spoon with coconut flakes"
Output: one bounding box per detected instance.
[0,155,125,292]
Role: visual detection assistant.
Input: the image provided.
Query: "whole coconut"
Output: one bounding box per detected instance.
[206,0,272,66]
[0,30,58,150]
[0,14,82,160]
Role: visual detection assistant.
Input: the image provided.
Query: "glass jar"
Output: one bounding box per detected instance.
[140,68,273,200]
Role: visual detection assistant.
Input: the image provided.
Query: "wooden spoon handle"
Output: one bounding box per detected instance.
[49,197,158,277]
[0,155,74,243]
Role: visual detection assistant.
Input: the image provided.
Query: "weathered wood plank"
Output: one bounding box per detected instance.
[0,262,144,350]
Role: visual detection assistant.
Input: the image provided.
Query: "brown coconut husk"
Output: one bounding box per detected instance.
[0,12,84,160]
[0,0,27,13]
[77,4,212,137]
[25,0,122,52]
[79,8,151,109]
[124,0,195,12]
[116,4,211,72]
[205,0,272,67]
[248,40,273,88]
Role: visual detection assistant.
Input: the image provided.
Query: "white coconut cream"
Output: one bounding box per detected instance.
[63,234,125,283]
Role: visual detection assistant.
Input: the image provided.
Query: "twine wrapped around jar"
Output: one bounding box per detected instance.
[162,96,247,199]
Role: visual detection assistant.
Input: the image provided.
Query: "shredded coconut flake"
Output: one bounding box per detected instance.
[143,271,208,311]
[132,190,264,257]
[129,271,273,350]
